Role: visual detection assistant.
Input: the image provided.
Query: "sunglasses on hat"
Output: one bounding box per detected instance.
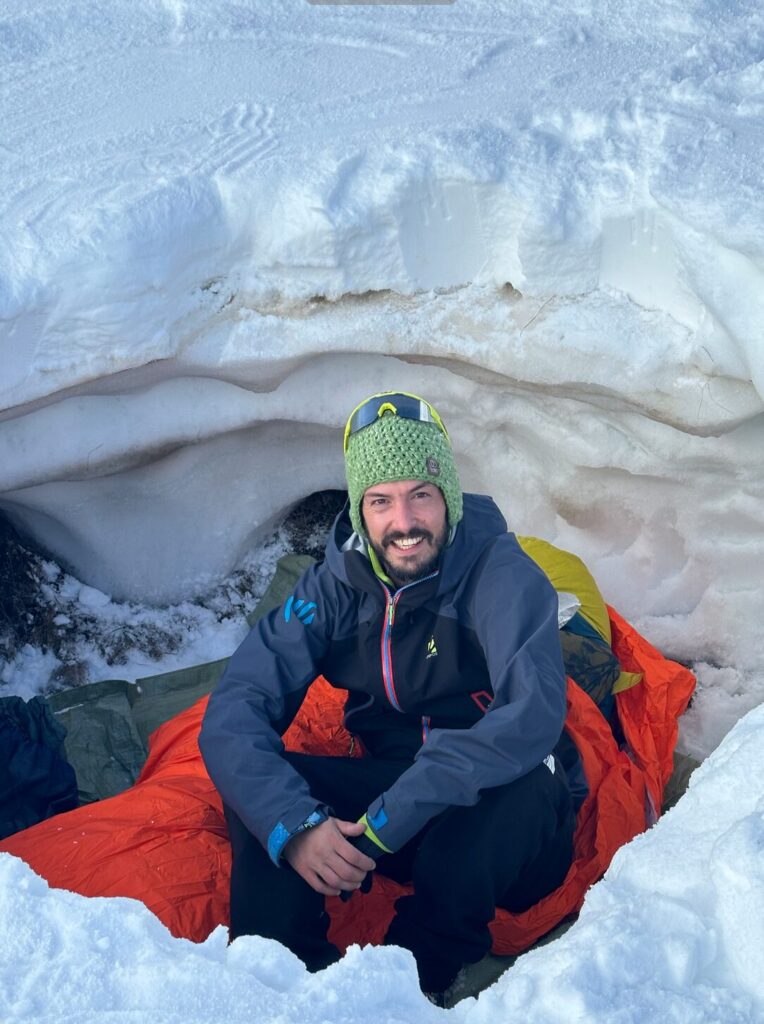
[343,392,450,454]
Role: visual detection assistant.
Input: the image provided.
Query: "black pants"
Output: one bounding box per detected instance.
[225,752,575,992]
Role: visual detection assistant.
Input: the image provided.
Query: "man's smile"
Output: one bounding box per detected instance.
[390,535,426,551]
[385,532,432,555]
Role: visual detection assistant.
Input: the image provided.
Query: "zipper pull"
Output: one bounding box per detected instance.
[388,600,395,626]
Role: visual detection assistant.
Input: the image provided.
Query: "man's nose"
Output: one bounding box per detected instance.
[391,500,417,534]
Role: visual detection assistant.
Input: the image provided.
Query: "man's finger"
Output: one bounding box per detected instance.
[332,830,376,871]
[335,819,366,837]
[315,866,353,894]
[325,851,368,886]
[308,870,341,897]
[340,868,374,901]
[338,843,376,873]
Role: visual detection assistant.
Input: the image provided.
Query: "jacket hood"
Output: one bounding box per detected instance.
[324,493,508,592]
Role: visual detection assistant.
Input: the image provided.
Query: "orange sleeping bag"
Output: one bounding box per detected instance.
[0,608,695,955]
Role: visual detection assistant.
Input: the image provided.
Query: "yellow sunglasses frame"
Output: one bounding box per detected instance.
[343,391,450,454]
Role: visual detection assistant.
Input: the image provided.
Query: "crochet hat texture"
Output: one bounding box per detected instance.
[344,394,463,538]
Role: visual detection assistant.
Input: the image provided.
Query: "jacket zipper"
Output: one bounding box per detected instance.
[380,586,402,709]
[378,572,438,713]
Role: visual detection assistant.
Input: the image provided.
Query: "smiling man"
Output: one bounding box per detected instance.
[200,392,575,1004]
[362,478,448,584]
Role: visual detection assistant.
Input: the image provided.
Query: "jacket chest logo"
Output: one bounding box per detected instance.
[284,595,317,626]
[426,636,438,660]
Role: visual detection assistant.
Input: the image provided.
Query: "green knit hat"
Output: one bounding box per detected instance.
[344,394,463,538]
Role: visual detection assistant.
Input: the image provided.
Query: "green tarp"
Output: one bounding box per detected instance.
[48,554,315,804]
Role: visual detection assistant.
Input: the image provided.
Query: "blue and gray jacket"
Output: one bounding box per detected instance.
[199,493,568,864]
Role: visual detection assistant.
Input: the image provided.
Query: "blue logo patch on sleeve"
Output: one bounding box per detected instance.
[284,595,317,625]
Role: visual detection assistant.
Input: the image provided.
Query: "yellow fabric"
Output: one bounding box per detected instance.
[517,535,643,693]
[516,535,612,644]
[368,545,393,585]
[612,670,644,694]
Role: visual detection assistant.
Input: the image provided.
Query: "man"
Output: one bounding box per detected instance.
[199,391,575,1001]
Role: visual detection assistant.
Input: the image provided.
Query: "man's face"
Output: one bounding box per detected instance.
[361,480,448,587]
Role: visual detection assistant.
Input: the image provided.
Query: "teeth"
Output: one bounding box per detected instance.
[394,537,423,549]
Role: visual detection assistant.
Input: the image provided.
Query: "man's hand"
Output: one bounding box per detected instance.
[283,817,376,896]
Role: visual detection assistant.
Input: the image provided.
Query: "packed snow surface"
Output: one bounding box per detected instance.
[2,701,763,1024]
[2,1,764,1020]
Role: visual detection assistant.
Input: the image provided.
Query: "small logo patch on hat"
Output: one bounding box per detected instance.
[426,456,440,476]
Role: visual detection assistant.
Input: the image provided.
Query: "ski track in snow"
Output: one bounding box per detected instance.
[198,102,279,177]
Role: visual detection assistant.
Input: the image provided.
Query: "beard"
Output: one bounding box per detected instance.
[370,523,448,587]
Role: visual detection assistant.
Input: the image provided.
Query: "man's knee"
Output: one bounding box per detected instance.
[408,765,573,903]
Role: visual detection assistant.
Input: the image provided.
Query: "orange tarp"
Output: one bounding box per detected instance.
[0,610,695,955]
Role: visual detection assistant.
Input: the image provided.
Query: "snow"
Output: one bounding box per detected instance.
[2,701,763,1024]
[0,532,290,700]
[2,0,764,1018]
[2,5,762,746]
[469,702,764,1023]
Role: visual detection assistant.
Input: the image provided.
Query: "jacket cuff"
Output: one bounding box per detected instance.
[356,812,393,856]
[267,805,330,865]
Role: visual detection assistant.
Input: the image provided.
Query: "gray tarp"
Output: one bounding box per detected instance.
[48,554,315,804]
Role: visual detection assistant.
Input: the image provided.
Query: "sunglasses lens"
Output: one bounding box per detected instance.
[348,394,429,435]
[343,392,449,453]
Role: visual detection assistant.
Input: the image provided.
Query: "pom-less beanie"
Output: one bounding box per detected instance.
[344,402,463,538]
